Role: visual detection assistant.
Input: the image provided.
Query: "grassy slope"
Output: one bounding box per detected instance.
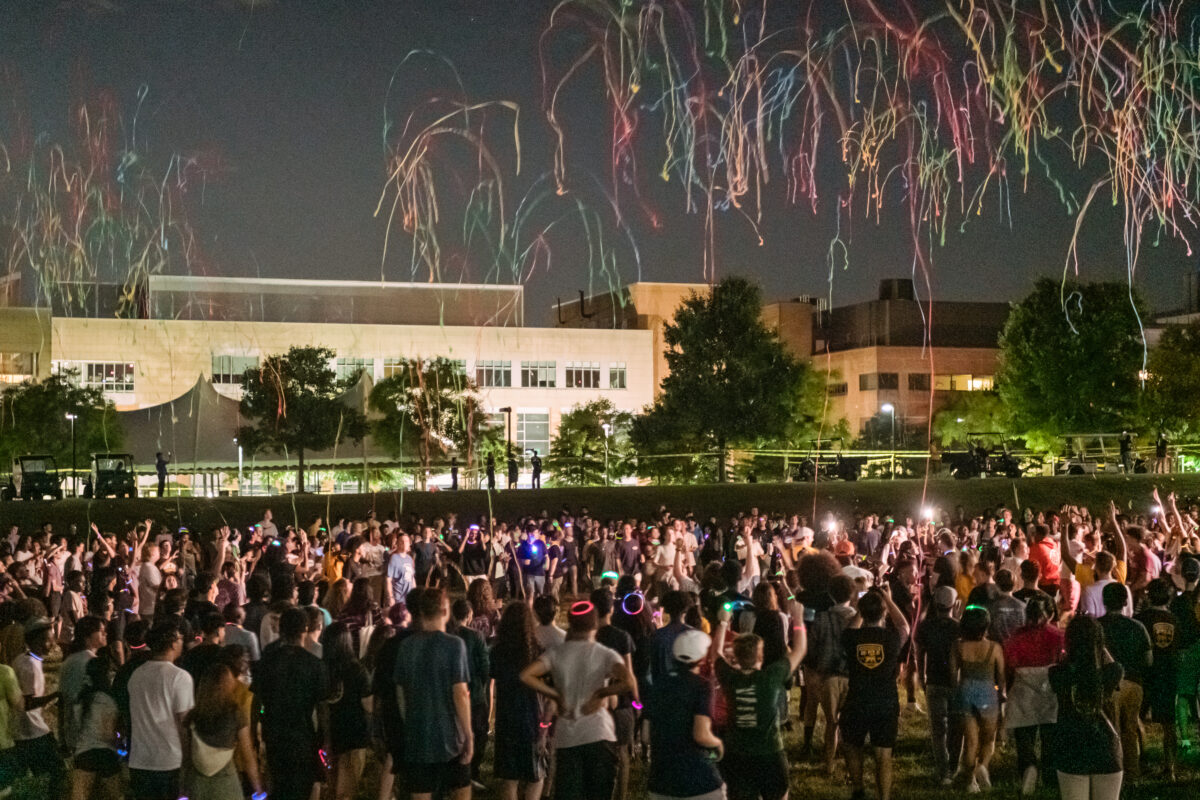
[6,473,1200,534]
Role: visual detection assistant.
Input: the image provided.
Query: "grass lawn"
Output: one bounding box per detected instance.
[9,473,1200,535]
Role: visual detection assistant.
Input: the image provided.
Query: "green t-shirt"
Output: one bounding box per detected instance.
[715,657,791,755]
[0,664,17,750]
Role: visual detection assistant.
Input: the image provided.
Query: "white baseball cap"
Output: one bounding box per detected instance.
[672,629,712,665]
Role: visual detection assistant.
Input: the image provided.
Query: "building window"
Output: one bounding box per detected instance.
[859,373,875,391]
[520,361,556,388]
[0,353,36,384]
[517,412,551,456]
[565,361,600,388]
[64,362,135,393]
[908,373,930,392]
[934,373,995,392]
[828,382,848,397]
[878,372,899,390]
[336,358,374,381]
[212,355,259,385]
[476,360,512,388]
[860,372,899,391]
[383,358,466,379]
[609,363,627,389]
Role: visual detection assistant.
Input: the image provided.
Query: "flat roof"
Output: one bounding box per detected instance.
[149,275,522,295]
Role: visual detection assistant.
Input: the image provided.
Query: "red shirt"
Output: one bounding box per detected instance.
[1004,624,1064,670]
[1029,539,1061,583]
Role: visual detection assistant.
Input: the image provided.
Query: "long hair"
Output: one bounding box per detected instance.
[79,652,114,721]
[322,578,351,618]
[467,578,495,620]
[187,663,240,743]
[491,601,540,671]
[341,578,375,618]
[321,621,359,699]
[1061,615,1107,716]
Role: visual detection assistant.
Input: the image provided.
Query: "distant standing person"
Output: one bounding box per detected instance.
[155,452,170,498]
[1155,434,1169,474]
[507,453,519,489]
[486,454,496,491]
[1119,432,1132,473]
[530,451,542,489]
[451,457,460,491]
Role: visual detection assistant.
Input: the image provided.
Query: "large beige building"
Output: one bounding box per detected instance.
[0,277,654,469]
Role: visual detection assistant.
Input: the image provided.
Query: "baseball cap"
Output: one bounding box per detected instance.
[933,585,958,610]
[672,629,712,665]
[834,539,855,557]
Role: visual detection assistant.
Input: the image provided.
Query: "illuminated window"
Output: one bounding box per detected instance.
[908,373,930,391]
[211,355,259,385]
[62,362,136,393]
[565,361,600,388]
[0,353,36,384]
[609,363,627,389]
[517,412,551,456]
[476,360,512,388]
[934,374,994,391]
[383,358,465,379]
[520,361,556,388]
[336,358,374,381]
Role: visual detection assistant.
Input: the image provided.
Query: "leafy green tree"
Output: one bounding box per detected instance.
[931,391,1010,448]
[369,357,485,489]
[237,346,368,493]
[738,369,851,482]
[1142,321,1200,439]
[0,372,123,480]
[630,411,719,485]
[640,276,814,482]
[545,399,633,486]
[996,278,1146,448]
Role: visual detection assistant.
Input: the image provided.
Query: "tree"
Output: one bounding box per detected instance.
[640,276,814,481]
[931,391,1010,448]
[544,399,632,486]
[996,278,1146,448]
[1142,321,1200,439]
[0,372,123,477]
[369,357,485,489]
[237,346,368,493]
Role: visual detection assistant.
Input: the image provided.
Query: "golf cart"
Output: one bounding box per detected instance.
[2,455,63,501]
[86,453,137,498]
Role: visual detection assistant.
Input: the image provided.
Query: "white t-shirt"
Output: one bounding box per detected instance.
[128,660,194,771]
[1079,578,1133,618]
[540,639,622,749]
[12,652,49,740]
[534,624,566,652]
[139,562,163,618]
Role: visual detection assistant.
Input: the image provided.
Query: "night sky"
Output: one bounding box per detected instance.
[1,0,1194,321]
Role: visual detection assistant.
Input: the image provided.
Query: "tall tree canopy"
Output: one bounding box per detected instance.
[237,346,368,492]
[996,278,1146,449]
[1142,321,1200,439]
[545,399,632,486]
[0,372,122,475]
[369,357,485,488]
[640,276,814,481]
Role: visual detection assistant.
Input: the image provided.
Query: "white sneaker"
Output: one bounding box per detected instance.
[975,765,991,789]
[1020,765,1038,796]
[966,779,981,794]
[941,774,956,786]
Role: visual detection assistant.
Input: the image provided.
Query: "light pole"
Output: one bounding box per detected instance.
[498,406,513,460]
[65,413,77,497]
[881,403,896,479]
[234,436,243,494]
[601,421,612,486]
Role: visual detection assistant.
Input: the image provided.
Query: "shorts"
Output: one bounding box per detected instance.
[129,768,181,800]
[1144,677,1177,722]
[0,747,20,790]
[612,707,636,748]
[958,679,1000,720]
[1177,644,1200,697]
[404,759,471,794]
[73,748,121,778]
[839,705,899,749]
[46,590,63,618]
[719,751,788,800]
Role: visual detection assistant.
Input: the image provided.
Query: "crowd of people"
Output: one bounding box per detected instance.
[0,487,1198,800]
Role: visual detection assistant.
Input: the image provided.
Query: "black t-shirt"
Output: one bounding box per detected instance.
[329,662,372,753]
[413,541,439,577]
[179,643,223,682]
[646,671,722,797]
[461,541,489,576]
[1099,614,1151,684]
[1134,606,1178,686]
[546,544,562,578]
[842,626,902,711]
[596,624,636,709]
[966,582,1002,610]
[1169,590,1200,648]
[617,539,641,574]
[518,540,547,577]
[914,615,960,687]
[372,629,417,754]
[1013,587,1053,605]
[252,644,330,745]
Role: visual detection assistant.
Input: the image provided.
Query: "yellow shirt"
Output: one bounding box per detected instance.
[322,552,343,584]
[1075,559,1126,588]
[955,572,975,602]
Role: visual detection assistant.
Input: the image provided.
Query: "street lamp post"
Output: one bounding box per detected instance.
[881,403,896,479]
[601,422,612,486]
[234,436,243,494]
[65,413,77,497]
[498,406,514,460]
